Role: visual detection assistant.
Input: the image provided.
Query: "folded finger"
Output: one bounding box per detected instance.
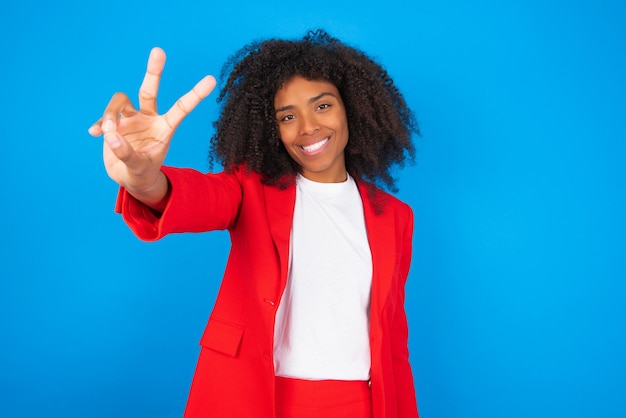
[89,125,102,136]
[88,118,103,136]
[101,92,137,132]
[103,131,143,172]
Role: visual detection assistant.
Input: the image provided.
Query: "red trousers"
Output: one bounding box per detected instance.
[275,377,372,418]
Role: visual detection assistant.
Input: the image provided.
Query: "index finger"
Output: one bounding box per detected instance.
[138,47,166,114]
[163,75,216,129]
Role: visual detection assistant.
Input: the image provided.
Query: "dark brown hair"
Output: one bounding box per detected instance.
[210,29,419,192]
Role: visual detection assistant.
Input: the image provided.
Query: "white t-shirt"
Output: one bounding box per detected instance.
[273,174,373,380]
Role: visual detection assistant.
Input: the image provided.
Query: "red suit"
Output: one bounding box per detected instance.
[117,165,419,418]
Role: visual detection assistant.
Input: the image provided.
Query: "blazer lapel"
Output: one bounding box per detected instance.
[263,182,296,290]
[358,182,396,318]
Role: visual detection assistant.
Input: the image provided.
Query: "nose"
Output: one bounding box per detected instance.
[299,112,320,136]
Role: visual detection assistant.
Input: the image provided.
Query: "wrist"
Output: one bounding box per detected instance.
[126,171,171,211]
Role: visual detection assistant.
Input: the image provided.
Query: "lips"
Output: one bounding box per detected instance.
[300,137,329,154]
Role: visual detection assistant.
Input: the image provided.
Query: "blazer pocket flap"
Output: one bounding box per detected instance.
[200,318,244,357]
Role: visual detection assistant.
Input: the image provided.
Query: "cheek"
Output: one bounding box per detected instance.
[282,143,301,165]
[277,124,295,145]
[331,110,349,135]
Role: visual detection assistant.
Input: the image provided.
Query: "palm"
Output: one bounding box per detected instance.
[102,111,173,185]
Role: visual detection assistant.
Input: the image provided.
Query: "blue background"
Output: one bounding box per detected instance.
[1,0,624,417]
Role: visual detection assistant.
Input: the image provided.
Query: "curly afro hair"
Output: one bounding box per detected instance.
[210,29,419,193]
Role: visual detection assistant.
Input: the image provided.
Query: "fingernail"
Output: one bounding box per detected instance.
[102,119,115,133]
[105,132,121,149]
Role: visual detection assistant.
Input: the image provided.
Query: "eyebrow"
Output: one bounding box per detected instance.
[274,92,337,114]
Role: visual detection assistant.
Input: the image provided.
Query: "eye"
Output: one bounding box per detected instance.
[317,103,331,111]
[278,114,295,122]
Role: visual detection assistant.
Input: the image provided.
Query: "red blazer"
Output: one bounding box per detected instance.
[117,165,419,418]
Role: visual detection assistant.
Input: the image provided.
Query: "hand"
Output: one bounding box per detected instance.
[88,47,216,207]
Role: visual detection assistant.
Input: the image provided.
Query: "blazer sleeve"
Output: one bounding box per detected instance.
[115,166,243,241]
[391,205,420,417]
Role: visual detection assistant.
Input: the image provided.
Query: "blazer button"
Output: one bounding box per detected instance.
[263,353,271,361]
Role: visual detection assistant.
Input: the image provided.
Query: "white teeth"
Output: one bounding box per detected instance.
[301,137,329,153]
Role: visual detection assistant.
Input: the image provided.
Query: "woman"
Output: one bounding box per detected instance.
[89,30,420,418]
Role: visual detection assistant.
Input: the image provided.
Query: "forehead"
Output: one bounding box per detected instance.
[274,75,340,105]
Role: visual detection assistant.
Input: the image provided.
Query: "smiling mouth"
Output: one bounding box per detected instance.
[301,137,329,153]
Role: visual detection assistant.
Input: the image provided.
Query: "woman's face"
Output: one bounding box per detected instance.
[274,75,349,183]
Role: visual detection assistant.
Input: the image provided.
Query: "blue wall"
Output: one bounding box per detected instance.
[1,1,624,417]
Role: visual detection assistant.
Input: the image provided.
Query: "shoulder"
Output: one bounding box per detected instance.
[356,180,413,219]
[227,164,296,189]
[220,163,263,186]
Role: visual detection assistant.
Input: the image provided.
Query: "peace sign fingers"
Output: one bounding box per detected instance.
[163,74,216,130]
[138,47,166,114]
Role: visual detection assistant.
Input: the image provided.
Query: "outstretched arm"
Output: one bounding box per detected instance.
[88,47,216,210]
